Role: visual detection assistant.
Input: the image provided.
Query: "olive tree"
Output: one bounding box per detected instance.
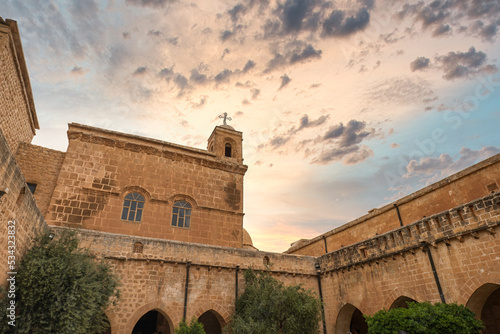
[229,269,322,334]
[0,231,119,334]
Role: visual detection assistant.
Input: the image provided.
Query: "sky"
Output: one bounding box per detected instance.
[3,0,500,252]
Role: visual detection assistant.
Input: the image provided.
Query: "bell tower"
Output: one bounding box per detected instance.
[207,113,243,164]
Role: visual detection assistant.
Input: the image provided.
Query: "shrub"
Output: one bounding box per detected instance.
[176,317,206,334]
[365,302,484,334]
[229,269,322,334]
[0,230,119,334]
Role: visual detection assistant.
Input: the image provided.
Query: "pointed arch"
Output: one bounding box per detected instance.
[390,296,417,309]
[197,309,225,334]
[126,302,174,334]
[466,283,500,334]
[335,303,368,334]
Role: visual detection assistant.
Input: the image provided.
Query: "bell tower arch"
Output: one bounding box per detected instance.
[208,113,243,164]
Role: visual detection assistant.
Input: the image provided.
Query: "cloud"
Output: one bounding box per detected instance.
[267,114,330,149]
[279,74,291,89]
[70,65,87,77]
[322,8,370,37]
[147,29,162,37]
[242,60,256,73]
[133,66,148,76]
[191,95,208,108]
[264,42,322,72]
[310,119,378,165]
[228,3,247,23]
[365,77,435,106]
[470,20,498,40]
[289,44,322,64]
[251,88,260,99]
[214,69,233,83]
[320,119,372,147]
[435,46,496,80]
[174,74,189,93]
[280,0,314,33]
[125,0,174,9]
[123,32,131,39]
[433,24,451,36]
[410,57,430,72]
[189,69,208,85]
[397,0,500,39]
[403,146,500,183]
[221,48,230,60]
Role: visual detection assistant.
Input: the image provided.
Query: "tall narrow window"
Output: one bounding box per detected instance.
[171,201,192,228]
[225,143,232,157]
[121,193,145,222]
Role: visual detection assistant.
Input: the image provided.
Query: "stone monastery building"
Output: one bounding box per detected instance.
[1,17,500,334]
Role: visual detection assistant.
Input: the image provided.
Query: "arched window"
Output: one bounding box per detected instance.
[121,193,145,222]
[172,201,192,228]
[225,143,232,157]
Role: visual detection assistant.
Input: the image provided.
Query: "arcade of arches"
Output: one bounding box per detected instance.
[120,283,499,334]
[332,285,500,334]
[131,309,224,334]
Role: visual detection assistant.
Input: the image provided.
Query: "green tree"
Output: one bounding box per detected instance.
[175,317,206,334]
[229,269,322,334]
[0,230,119,334]
[365,302,484,334]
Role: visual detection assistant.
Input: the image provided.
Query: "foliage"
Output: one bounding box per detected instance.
[0,230,119,334]
[175,317,206,334]
[229,269,322,334]
[365,302,484,334]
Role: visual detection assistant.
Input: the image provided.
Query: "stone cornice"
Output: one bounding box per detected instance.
[67,123,248,175]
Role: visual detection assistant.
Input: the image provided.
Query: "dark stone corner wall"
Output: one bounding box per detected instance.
[0,128,49,283]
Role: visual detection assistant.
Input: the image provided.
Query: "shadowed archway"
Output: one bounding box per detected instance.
[466,283,500,334]
[132,309,172,334]
[198,310,225,334]
[390,296,417,309]
[335,303,368,334]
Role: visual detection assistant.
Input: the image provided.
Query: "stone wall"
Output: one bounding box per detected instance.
[45,123,248,248]
[15,143,65,215]
[0,127,48,284]
[51,226,319,333]
[0,18,38,154]
[288,153,500,256]
[317,192,500,334]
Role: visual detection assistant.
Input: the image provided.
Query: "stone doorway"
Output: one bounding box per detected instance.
[198,310,224,334]
[335,303,368,334]
[132,310,171,334]
[467,283,500,334]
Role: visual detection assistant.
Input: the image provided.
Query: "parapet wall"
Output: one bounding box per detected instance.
[318,191,500,271]
[288,153,500,256]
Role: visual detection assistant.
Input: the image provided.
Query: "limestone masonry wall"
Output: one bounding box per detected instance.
[0,19,37,153]
[46,123,248,248]
[288,154,500,256]
[317,192,500,333]
[0,128,48,284]
[50,226,319,333]
[15,143,65,215]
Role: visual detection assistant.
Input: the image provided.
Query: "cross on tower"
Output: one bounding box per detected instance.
[218,112,232,125]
